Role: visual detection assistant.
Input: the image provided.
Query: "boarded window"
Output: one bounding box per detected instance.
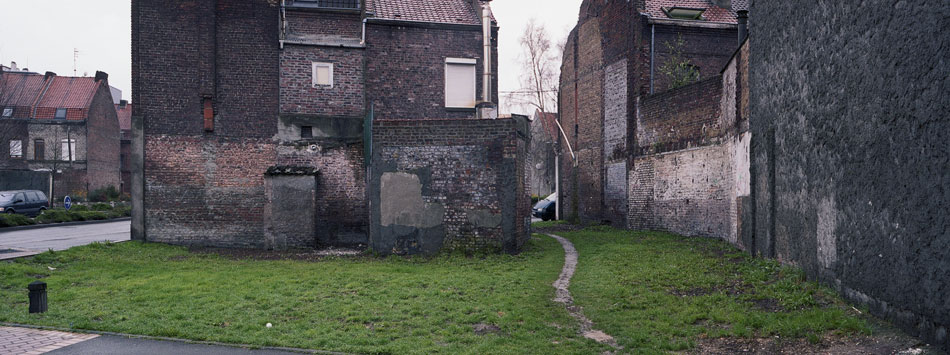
[312,62,333,88]
[301,126,313,139]
[203,97,214,132]
[444,58,476,108]
[9,140,22,158]
[61,139,76,161]
[34,139,45,160]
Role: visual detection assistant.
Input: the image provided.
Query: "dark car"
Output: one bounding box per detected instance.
[532,198,557,221]
[0,190,50,217]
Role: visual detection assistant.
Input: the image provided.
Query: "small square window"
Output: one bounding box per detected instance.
[301,126,313,139]
[55,108,67,119]
[10,140,22,158]
[312,62,333,88]
[2,107,12,118]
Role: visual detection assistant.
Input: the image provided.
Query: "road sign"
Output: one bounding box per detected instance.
[64,196,72,210]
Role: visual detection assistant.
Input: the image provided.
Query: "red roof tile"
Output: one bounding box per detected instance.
[644,0,745,24]
[371,0,493,25]
[37,76,99,109]
[1,73,47,108]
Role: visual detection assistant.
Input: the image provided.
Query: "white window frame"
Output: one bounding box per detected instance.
[9,140,22,158]
[1,107,12,118]
[312,62,334,88]
[61,139,76,162]
[444,58,477,109]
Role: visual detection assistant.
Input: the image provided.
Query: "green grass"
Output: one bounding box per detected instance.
[0,227,870,354]
[560,227,870,352]
[0,239,608,354]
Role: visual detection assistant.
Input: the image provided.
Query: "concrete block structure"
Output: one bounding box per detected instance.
[132,0,527,254]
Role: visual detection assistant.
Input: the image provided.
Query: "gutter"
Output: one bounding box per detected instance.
[365,17,496,32]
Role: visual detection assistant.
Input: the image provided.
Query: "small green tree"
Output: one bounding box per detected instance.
[659,34,701,90]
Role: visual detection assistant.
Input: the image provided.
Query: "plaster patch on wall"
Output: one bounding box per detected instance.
[380,172,444,228]
[817,196,837,269]
[734,132,751,197]
[468,209,502,228]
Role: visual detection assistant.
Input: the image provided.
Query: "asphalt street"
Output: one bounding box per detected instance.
[0,220,130,252]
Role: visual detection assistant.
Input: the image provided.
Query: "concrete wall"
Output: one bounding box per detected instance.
[749,1,949,348]
[369,118,529,255]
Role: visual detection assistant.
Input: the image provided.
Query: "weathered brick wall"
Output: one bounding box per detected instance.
[750,1,949,348]
[636,76,723,155]
[280,45,364,117]
[647,25,737,94]
[364,23,498,120]
[286,10,362,39]
[84,82,122,192]
[0,120,29,170]
[369,118,529,255]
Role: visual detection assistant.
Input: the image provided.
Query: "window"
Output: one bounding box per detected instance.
[312,62,333,88]
[444,58,476,108]
[9,140,22,158]
[34,139,45,160]
[55,108,67,120]
[293,0,359,9]
[61,139,76,161]
[663,7,706,20]
[1,107,12,118]
[301,126,313,139]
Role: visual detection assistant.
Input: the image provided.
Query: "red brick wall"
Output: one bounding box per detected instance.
[637,76,723,154]
[84,82,122,192]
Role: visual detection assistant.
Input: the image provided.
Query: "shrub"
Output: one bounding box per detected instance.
[76,211,109,221]
[90,203,113,211]
[0,213,37,227]
[35,209,77,224]
[70,204,90,212]
[89,186,121,203]
[113,205,132,217]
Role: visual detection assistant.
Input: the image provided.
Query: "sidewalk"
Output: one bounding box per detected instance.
[0,326,315,354]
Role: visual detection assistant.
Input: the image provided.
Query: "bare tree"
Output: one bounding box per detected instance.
[510,19,561,114]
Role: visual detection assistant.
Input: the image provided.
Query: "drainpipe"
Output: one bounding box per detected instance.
[481,4,492,103]
[650,24,655,95]
[361,0,367,45]
[737,10,749,45]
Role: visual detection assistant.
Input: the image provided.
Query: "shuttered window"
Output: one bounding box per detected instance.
[445,58,476,108]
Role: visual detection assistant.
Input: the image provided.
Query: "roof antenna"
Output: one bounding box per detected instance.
[73,48,80,76]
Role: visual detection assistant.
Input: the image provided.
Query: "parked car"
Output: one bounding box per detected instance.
[0,190,50,217]
[532,193,557,221]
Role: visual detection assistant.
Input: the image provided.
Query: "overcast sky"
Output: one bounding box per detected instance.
[0,0,580,114]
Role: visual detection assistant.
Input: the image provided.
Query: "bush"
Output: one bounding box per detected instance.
[35,209,77,224]
[113,205,132,217]
[70,204,90,212]
[76,211,109,221]
[90,203,113,211]
[89,186,121,203]
[0,213,37,227]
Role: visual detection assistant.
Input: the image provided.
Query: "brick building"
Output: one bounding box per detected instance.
[558,0,745,226]
[115,100,132,195]
[132,0,528,254]
[527,110,558,198]
[0,70,121,200]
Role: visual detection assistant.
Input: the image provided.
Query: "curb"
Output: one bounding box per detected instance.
[0,217,131,232]
[0,322,348,354]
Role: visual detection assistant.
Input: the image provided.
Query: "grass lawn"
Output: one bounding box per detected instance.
[0,226,870,354]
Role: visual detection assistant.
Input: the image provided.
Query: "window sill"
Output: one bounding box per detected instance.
[445,107,476,112]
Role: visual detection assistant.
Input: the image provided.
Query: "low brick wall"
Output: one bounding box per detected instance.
[369,118,530,255]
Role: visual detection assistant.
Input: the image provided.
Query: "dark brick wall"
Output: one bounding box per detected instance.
[646,25,737,94]
[286,10,362,38]
[369,118,529,255]
[280,45,364,117]
[0,119,29,170]
[750,1,949,348]
[84,81,122,192]
[365,22,498,120]
[637,76,723,154]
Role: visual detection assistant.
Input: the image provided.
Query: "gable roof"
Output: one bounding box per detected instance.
[115,103,132,132]
[644,0,747,24]
[0,72,104,119]
[1,73,47,108]
[370,0,494,25]
[36,76,99,110]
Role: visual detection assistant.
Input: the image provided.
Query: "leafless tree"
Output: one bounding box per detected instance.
[509,19,561,114]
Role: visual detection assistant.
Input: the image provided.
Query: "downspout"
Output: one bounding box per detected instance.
[361,0,367,45]
[279,0,287,49]
[650,23,655,94]
[481,4,492,103]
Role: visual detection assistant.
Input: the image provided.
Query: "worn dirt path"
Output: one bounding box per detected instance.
[546,233,622,350]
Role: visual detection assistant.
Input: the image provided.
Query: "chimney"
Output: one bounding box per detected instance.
[475,1,498,119]
[44,71,57,80]
[737,10,749,45]
[94,71,109,83]
[10,61,17,71]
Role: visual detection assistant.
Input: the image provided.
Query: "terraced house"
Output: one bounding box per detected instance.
[133,0,530,254]
[0,70,121,200]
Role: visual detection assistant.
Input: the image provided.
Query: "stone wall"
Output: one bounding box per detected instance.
[369,118,529,255]
[749,1,949,348]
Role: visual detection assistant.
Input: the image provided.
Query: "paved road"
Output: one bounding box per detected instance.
[0,220,130,252]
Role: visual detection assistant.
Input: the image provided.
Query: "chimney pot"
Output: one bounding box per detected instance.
[94,71,109,83]
[44,71,57,80]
